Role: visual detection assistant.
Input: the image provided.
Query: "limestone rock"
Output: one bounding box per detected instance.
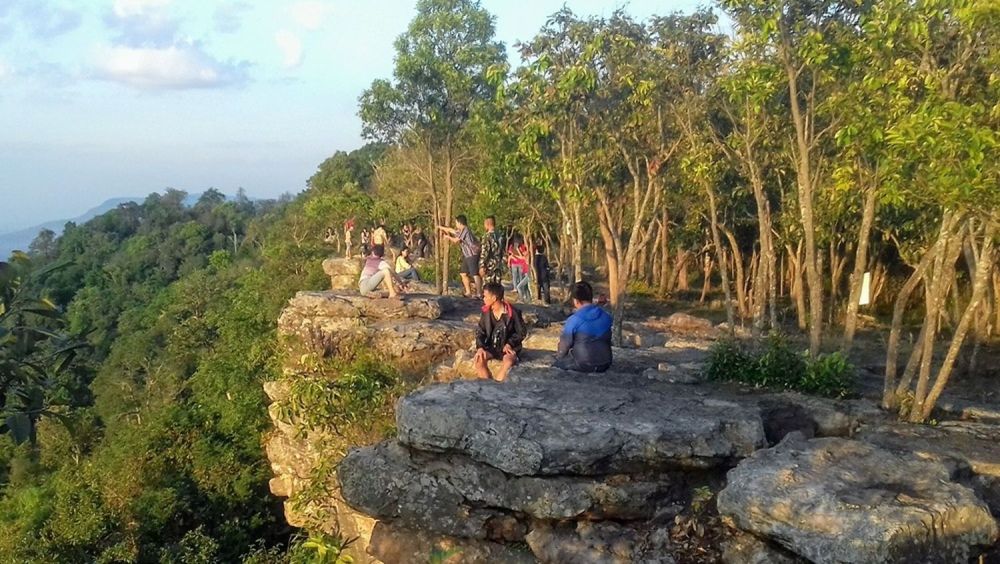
[280,291,447,325]
[338,441,521,541]
[339,442,689,536]
[650,313,717,334]
[322,257,363,290]
[368,521,537,564]
[718,435,999,563]
[859,420,1000,515]
[525,521,675,564]
[396,374,766,476]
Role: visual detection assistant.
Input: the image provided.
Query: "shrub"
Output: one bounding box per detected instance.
[705,339,756,383]
[800,352,855,399]
[706,335,856,398]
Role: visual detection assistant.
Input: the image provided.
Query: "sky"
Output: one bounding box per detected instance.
[0,0,723,232]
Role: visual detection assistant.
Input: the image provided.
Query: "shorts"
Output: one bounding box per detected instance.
[484,347,519,363]
[461,255,480,276]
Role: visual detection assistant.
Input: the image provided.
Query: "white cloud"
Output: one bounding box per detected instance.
[93,43,249,90]
[105,0,177,47]
[274,30,303,69]
[290,1,332,31]
[0,59,10,80]
[112,0,171,19]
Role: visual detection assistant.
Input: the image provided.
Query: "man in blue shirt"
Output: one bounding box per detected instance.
[554,281,613,373]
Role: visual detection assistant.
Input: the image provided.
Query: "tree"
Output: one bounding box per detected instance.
[359,0,505,293]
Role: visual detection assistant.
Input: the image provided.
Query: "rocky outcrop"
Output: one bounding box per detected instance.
[322,257,362,290]
[860,420,1000,516]
[718,434,998,563]
[339,441,687,538]
[277,291,472,373]
[396,378,767,476]
[265,285,1000,563]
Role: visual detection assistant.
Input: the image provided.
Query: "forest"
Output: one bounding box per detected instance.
[0,0,997,561]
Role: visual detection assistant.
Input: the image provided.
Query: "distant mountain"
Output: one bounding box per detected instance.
[0,192,236,260]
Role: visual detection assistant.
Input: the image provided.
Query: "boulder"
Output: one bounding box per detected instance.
[650,312,717,335]
[525,521,675,564]
[368,521,537,564]
[859,420,1000,515]
[339,441,690,537]
[322,257,362,290]
[718,434,999,563]
[396,374,766,476]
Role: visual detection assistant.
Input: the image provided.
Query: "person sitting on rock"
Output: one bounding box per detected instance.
[359,246,406,298]
[395,247,420,282]
[554,281,613,373]
[474,282,527,382]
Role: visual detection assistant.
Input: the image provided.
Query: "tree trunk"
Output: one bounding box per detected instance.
[787,242,807,331]
[658,208,671,297]
[842,183,878,352]
[723,226,748,320]
[918,219,997,421]
[442,144,455,295]
[700,253,713,304]
[908,215,965,421]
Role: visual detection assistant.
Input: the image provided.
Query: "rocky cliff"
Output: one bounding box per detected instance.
[264,261,999,563]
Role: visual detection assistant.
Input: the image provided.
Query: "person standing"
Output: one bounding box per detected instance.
[554,281,613,372]
[372,220,389,255]
[360,228,370,256]
[479,216,503,286]
[473,282,527,382]
[343,218,355,258]
[507,233,530,302]
[437,215,481,298]
[533,242,551,305]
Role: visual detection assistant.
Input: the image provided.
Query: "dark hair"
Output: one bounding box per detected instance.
[373,246,385,258]
[484,215,495,224]
[483,281,504,300]
[455,214,468,226]
[572,281,593,303]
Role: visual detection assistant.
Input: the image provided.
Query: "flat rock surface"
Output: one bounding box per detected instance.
[718,435,999,563]
[279,291,448,324]
[396,373,766,476]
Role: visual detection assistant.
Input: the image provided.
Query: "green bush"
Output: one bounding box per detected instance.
[705,339,756,383]
[706,336,855,398]
[800,352,855,399]
[755,334,806,389]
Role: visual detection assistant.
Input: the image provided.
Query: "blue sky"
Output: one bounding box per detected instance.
[0,0,721,232]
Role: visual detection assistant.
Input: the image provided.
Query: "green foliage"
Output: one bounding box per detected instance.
[287,532,354,564]
[275,356,399,439]
[800,352,856,399]
[707,336,855,398]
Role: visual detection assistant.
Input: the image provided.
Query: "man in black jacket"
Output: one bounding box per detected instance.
[474,282,527,382]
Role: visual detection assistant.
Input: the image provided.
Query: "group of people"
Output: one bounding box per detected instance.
[334,218,430,261]
[472,279,613,381]
[347,212,611,380]
[437,214,551,304]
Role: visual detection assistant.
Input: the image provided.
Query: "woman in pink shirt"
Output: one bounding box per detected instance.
[507,233,530,302]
